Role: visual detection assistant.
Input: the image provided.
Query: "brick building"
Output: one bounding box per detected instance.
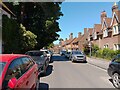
[88,2,120,50]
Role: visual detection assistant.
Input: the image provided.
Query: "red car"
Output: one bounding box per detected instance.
[0,54,39,90]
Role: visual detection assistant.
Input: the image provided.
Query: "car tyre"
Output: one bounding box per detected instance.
[112,73,120,89]
[71,58,74,63]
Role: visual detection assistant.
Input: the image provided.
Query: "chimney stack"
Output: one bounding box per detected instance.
[101,10,107,24]
[84,28,88,35]
[78,32,82,38]
[69,33,73,39]
[65,38,67,41]
[112,2,118,15]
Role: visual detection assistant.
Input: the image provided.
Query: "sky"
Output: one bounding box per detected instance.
[54,2,117,44]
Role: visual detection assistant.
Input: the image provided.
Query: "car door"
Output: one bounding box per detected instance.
[113,55,120,74]
[3,57,26,89]
[19,57,38,89]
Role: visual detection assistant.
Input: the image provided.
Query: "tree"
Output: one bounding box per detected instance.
[4,2,63,50]
[2,15,37,53]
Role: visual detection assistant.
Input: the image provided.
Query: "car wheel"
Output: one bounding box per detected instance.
[71,58,74,62]
[43,65,47,75]
[112,73,120,89]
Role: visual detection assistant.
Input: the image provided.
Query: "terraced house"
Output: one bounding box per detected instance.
[88,2,120,50]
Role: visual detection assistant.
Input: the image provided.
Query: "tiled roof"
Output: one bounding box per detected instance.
[94,24,102,33]
[105,18,112,28]
[115,10,120,22]
[72,38,79,44]
[88,28,93,35]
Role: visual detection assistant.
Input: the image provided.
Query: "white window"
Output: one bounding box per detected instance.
[113,25,119,35]
[104,45,106,48]
[104,44,109,48]
[117,44,120,50]
[94,32,97,39]
[114,44,117,50]
[118,25,120,33]
[106,44,108,48]
[103,29,108,37]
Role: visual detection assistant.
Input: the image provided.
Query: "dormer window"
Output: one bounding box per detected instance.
[113,25,119,35]
[118,25,120,33]
[93,32,97,40]
[103,29,108,37]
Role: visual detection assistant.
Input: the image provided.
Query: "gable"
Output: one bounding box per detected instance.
[110,12,119,27]
[102,19,108,30]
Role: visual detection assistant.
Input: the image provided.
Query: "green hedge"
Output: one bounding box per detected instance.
[84,44,120,60]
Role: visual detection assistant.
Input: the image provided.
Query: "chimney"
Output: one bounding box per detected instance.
[112,2,118,15]
[78,32,82,38]
[101,10,107,24]
[65,38,67,41]
[69,33,73,39]
[84,28,88,35]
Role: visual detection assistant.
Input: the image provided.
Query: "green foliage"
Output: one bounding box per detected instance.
[92,44,99,57]
[2,15,20,53]
[19,24,37,51]
[83,43,120,60]
[2,15,37,53]
[3,2,63,52]
[47,43,54,49]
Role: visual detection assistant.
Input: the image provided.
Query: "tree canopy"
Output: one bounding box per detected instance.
[3,2,63,53]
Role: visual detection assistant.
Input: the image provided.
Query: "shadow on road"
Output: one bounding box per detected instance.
[38,82,49,90]
[50,54,70,62]
[40,65,53,77]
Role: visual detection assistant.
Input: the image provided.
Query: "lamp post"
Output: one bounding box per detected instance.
[89,41,92,57]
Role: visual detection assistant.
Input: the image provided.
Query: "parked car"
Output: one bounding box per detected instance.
[65,51,71,58]
[0,54,38,90]
[107,54,120,89]
[60,50,66,56]
[25,50,49,75]
[40,49,52,62]
[69,50,86,62]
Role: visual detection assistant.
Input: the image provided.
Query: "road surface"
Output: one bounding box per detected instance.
[39,54,114,89]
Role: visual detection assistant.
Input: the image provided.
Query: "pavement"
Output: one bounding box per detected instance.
[87,57,111,70]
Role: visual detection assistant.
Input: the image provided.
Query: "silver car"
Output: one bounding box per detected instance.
[69,50,86,63]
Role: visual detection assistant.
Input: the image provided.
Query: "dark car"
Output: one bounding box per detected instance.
[60,50,66,56]
[107,54,120,89]
[25,50,49,75]
[0,54,38,90]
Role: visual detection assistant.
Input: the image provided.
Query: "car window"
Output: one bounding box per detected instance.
[21,57,32,73]
[0,62,6,77]
[45,51,49,54]
[26,51,43,56]
[114,55,120,63]
[3,58,23,88]
[72,51,82,54]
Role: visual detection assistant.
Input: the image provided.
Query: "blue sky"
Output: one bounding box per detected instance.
[54,2,116,44]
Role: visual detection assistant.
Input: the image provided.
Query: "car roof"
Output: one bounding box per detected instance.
[0,54,28,62]
[40,49,48,51]
[26,50,43,52]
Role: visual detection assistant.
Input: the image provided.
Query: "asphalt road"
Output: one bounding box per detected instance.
[39,54,114,89]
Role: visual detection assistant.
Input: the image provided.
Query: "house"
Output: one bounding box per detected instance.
[72,32,82,50]
[60,33,76,51]
[78,28,89,51]
[89,2,120,50]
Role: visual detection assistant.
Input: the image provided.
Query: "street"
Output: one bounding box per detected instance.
[39,54,114,88]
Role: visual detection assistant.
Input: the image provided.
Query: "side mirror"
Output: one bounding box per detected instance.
[8,77,17,89]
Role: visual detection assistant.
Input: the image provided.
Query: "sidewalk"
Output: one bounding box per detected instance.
[87,57,111,70]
